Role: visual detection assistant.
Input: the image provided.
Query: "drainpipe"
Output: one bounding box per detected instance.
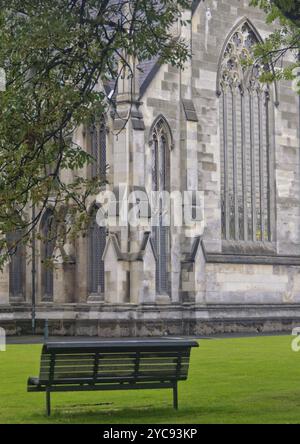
[31,204,36,335]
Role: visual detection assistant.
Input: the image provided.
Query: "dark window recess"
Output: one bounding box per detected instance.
[41,209,57,301]
[90,119,107,179]
[151,119,171,295]
[8,231,25,300]
[88,209,106,295]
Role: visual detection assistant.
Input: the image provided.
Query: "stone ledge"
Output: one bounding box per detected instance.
[205,254,300,266]
[1,303,300,336]
[0,317,298,337]
[186,237,300,266]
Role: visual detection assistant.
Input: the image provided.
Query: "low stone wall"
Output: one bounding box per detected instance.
[1,303,300,337]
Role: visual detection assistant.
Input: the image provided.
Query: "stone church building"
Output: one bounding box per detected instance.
[1,0,300,336]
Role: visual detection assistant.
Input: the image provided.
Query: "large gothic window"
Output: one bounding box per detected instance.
[218,21,273,242]
[7,231,25,300]
[40,209,57,301]
[151,117,171,295]
[88,206,106,297]
[90,117,107,179]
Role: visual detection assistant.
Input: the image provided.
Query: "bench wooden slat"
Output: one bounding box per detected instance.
[29,339,198,416]
[41,361,188,370]
[41,368,189,379]
[40,361,190,373]
[49,365,189,374]
[45,370,189,381]
[40,365,188,379]
[43,351,190,358]
[38,375,189,385]
[41,355,96,362]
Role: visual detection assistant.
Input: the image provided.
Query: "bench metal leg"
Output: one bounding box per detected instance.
[46,390,51,417]
[173,383,178,410]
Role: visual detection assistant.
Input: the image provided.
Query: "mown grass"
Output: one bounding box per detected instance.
[0,336,299,424]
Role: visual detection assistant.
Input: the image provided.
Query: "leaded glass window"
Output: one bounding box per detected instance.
[90,118,107,179]
[151,118,171,295]
[8,231,25,300]
[219,21,273,242]
[41,209,56,301]
[88,207,106,296]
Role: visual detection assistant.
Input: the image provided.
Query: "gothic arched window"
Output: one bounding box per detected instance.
[218,21,274,242]
[90,117,107,179]
[151,117,171,295]
[7,231,25,300]
[88,206,106,297]
[41,209,57,301]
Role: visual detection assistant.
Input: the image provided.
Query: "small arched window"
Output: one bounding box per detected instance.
[90,117,107,179]
[218,21,274,243]
[88,206,106,297]
[40,209,57,301]
[151,117,171,295]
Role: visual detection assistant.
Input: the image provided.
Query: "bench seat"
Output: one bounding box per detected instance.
[27,339,199,416]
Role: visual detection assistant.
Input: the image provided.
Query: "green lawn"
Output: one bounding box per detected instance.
[0,336,300,424]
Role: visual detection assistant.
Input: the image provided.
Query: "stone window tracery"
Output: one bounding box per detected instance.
[218,22,273,242]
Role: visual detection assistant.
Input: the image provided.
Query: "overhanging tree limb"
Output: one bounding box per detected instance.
[272,0,300,26]
[0,0,192,267]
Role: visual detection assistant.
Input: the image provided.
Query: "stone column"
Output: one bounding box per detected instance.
[103,234,129,304]
[179,7,201,303]
[129,233,157,305]
[0,264,9,305]
[53,235,76,304]
[108,53,152,305]
[75,234,88,303]
[53,262,75,304]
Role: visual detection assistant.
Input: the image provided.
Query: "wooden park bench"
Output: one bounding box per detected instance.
[27,339,199,416]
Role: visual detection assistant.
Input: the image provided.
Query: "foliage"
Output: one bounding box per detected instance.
[250,0,300,87]
[0,0,191,266]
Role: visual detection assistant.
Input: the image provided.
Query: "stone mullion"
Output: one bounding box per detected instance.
[93,125,99,178]
[222,90,230,240]
[249,90,257,241]
[99,120,107,179]
[159,136,168,295]
[241,90,248,241]
[265,90,272,242]
[152,138,159,292]
[158,137,164,294]
[258,91,265,241]
[232,87,239,240]
[152,139,159,192]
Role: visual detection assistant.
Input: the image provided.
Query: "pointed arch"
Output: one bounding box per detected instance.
[149,114,174,150]
[217,18,275,244]
[40,208,57,301]
[216,18,263,95]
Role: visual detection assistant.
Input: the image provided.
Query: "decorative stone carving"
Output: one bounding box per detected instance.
[219,22,264,93]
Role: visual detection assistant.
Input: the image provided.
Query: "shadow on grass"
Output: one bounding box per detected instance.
[24,403,199,423]
[66,402,114,408]
[26,402,246,424]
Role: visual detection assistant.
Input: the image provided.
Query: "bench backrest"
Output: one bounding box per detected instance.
[38,340,198,385]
